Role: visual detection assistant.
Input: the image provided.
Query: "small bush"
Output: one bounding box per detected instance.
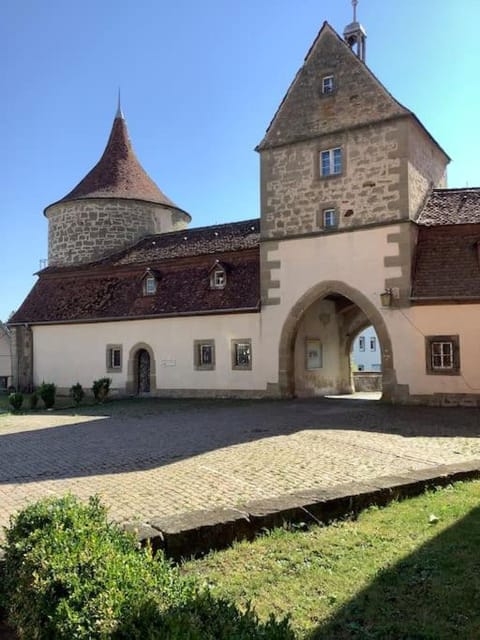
[1,496,294,640]
[92,377,111,403]
[8,392,23,412]
[29,391,39,410]
[38,381,56,409]
[70,382,85,406]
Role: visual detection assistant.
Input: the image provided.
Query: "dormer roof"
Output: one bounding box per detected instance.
[48,110,185,212]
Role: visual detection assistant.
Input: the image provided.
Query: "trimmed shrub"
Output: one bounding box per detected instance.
[38,382,56,409]
[29,391,39,411]
[8,392,23,413]
[1,496,294,640]
[92,377,111,403]
[70,382,85,406]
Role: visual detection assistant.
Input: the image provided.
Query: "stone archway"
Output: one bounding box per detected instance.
[126,342,157,395]
[278,280,396,401]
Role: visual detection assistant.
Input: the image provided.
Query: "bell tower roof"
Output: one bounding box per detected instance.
[54,104,183,211]
[343,0,367,61]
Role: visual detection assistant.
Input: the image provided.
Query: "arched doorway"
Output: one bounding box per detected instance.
[278,281,396,401]
[126,343,157,395]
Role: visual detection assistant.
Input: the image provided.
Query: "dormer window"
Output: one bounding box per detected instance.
[209,262,227,290]
[142,270,158,296]
[322,75,334,94]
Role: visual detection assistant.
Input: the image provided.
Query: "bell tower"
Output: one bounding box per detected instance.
[343,0,367,62]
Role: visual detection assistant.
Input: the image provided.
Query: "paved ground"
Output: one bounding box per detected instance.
[0,397,479,535]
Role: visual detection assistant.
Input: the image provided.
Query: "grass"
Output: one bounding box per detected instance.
[182,481,480,639]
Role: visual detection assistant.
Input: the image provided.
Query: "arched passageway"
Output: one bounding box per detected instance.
[126,342,157,395]
[278,281,396,401]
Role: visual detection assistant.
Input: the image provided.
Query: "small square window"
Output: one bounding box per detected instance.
[106,345,122,372]
[232,339,252,370]
[194,340,215,370]
[425,335,460,375]
[320,147,342,177]
[322,75,334,94]
[323,208,337,229]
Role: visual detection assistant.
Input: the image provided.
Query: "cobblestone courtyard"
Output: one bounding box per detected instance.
[0,397,479,534]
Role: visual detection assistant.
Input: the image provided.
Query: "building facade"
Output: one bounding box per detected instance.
[0,323,12,391]
[9,20,480,406]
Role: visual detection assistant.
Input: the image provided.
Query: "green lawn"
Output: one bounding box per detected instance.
[183,481,480,639]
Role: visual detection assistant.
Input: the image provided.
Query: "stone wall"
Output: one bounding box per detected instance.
[46,198,190,267]
[260,118,407,239]
[10,325,33,392]
[407,120,449,218]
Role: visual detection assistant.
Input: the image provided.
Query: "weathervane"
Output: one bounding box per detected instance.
[116,88,124,119]
[352,0,358,23]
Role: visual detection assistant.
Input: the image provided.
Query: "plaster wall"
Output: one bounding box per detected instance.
[32,312,265,394]
[384,305,480,396]
[259,223,402,389]
[0,327,12,382]
[294,298,345,396]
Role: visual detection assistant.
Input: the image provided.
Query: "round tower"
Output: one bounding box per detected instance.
[45,104,191,267]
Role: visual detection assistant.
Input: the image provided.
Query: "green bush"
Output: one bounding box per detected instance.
[92,377,111,403]
[70,382,85,405]
[8,392,23,412]
[38,381,56,409]
[29,391,39,410]
[1,496,294,640]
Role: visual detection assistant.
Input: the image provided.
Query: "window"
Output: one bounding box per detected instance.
[425,335,460,375]
[359,336,365,351]
[322,75,334,94]
[142,272,157,296]
[210,263,227,290]
[323,208,337,229]
[306,339,322,370]
[370,336,376,351]
[232,339,252,370]
[106,345,122,372]
[194,340,215,370]
[320,148,342,177]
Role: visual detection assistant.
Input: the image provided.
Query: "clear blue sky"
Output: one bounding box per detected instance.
[1,0,479,322]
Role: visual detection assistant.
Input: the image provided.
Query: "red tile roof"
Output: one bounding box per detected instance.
[417,188,480,226]
[411,224,480,301]
[48,114,188,215]
[10,220,261,325]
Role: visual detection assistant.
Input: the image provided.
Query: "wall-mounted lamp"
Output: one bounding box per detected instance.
[380,288,393,307]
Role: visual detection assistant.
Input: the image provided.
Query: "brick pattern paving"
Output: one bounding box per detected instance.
[0,399,479,533]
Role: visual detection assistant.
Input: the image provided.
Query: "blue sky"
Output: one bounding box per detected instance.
[1,0,479,322]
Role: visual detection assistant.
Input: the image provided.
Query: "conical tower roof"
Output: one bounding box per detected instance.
[55,108,183,210]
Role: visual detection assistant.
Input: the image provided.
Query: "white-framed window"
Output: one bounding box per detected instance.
[359,336,365,351]
[425,335,460,375]
[210,266,227,290]
[370,336,376,351]
[143,274,157,295]
[320,148,342,177]
[322,75,334,94]
[323,208,337,229]
[194,340,215,370]
[106,345,122,372]
[306,339,322,370]
[232,339,252,370]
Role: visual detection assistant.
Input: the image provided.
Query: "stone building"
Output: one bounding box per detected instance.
[9,18,480,406]
[0,322,12,391]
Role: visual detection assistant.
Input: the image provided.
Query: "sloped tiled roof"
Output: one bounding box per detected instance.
[10,219,261,325]
[47,113,187,215]
[416,188,480,226]
[40,219,260,274]
[411,224,480,301]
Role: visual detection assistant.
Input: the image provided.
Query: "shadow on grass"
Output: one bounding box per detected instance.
[308,505,480,640]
